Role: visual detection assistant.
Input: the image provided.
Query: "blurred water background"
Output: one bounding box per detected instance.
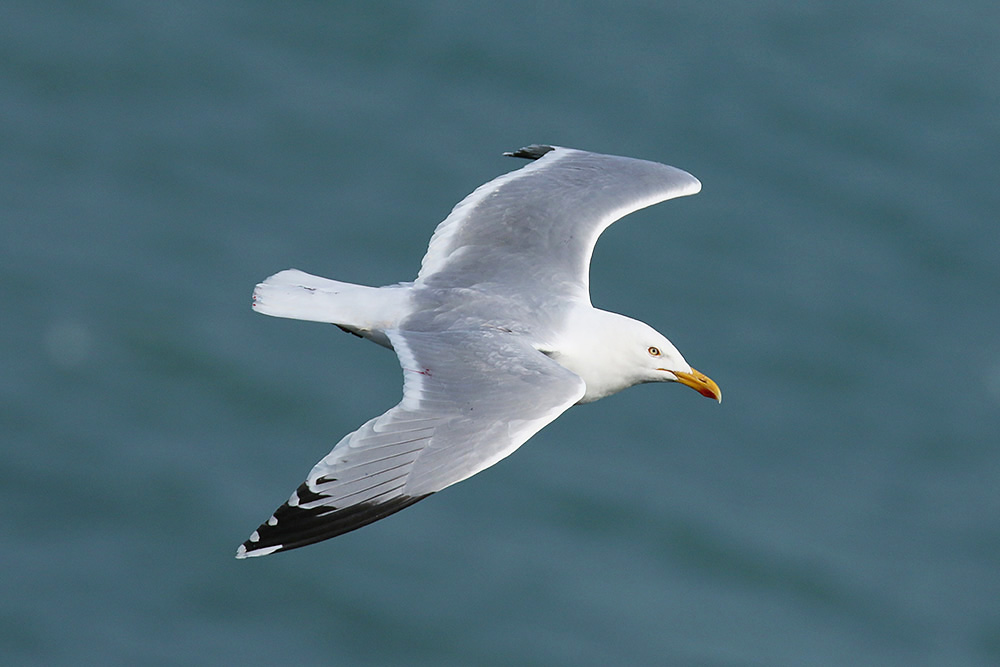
[3,1,999,665]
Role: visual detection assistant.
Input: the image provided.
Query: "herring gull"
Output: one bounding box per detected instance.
[237,145,720,558]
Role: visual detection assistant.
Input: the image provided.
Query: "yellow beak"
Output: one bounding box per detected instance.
[671,367,722,403]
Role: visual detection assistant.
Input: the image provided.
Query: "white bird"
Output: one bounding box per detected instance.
[237,145,720,558]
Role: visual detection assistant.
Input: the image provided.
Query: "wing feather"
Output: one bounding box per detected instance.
[237,329,584,558]
[415,145,701,302]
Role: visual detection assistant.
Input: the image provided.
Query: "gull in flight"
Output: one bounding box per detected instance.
[237,145,720,558]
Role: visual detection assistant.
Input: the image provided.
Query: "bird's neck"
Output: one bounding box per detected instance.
[550,307,641,403]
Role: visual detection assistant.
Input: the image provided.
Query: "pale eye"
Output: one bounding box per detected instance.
[648,346,661,357]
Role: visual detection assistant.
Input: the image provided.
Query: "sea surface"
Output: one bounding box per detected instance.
[3,1,999,665]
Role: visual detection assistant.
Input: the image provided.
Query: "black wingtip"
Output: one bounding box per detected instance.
[236,486,432,558]
[503,144,556,160]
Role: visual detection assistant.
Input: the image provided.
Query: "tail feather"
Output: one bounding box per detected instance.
[251,269,363,323]
[252,270,409,348]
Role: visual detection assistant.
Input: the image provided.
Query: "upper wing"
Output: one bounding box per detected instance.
[415,145,701,303]
[237,328,585,558]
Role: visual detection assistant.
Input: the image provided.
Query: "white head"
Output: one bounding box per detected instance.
[557,309,721,404]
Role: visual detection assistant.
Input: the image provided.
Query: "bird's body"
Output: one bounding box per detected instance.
[238,145,720,558]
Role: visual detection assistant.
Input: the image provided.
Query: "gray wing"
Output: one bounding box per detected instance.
[237,328,585,558]
[415,145,701,302]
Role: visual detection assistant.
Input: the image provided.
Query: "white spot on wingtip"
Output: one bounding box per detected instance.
[236,544,283,559]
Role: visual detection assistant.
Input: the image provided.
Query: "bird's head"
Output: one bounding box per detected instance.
[561,310,721,404]
[639,332,722,403]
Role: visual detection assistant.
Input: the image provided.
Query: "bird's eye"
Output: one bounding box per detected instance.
[648,346,661,357]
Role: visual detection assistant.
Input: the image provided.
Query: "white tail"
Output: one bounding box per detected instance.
[252,270,410,342]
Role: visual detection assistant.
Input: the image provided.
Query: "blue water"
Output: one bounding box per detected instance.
[4,1,999,664]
